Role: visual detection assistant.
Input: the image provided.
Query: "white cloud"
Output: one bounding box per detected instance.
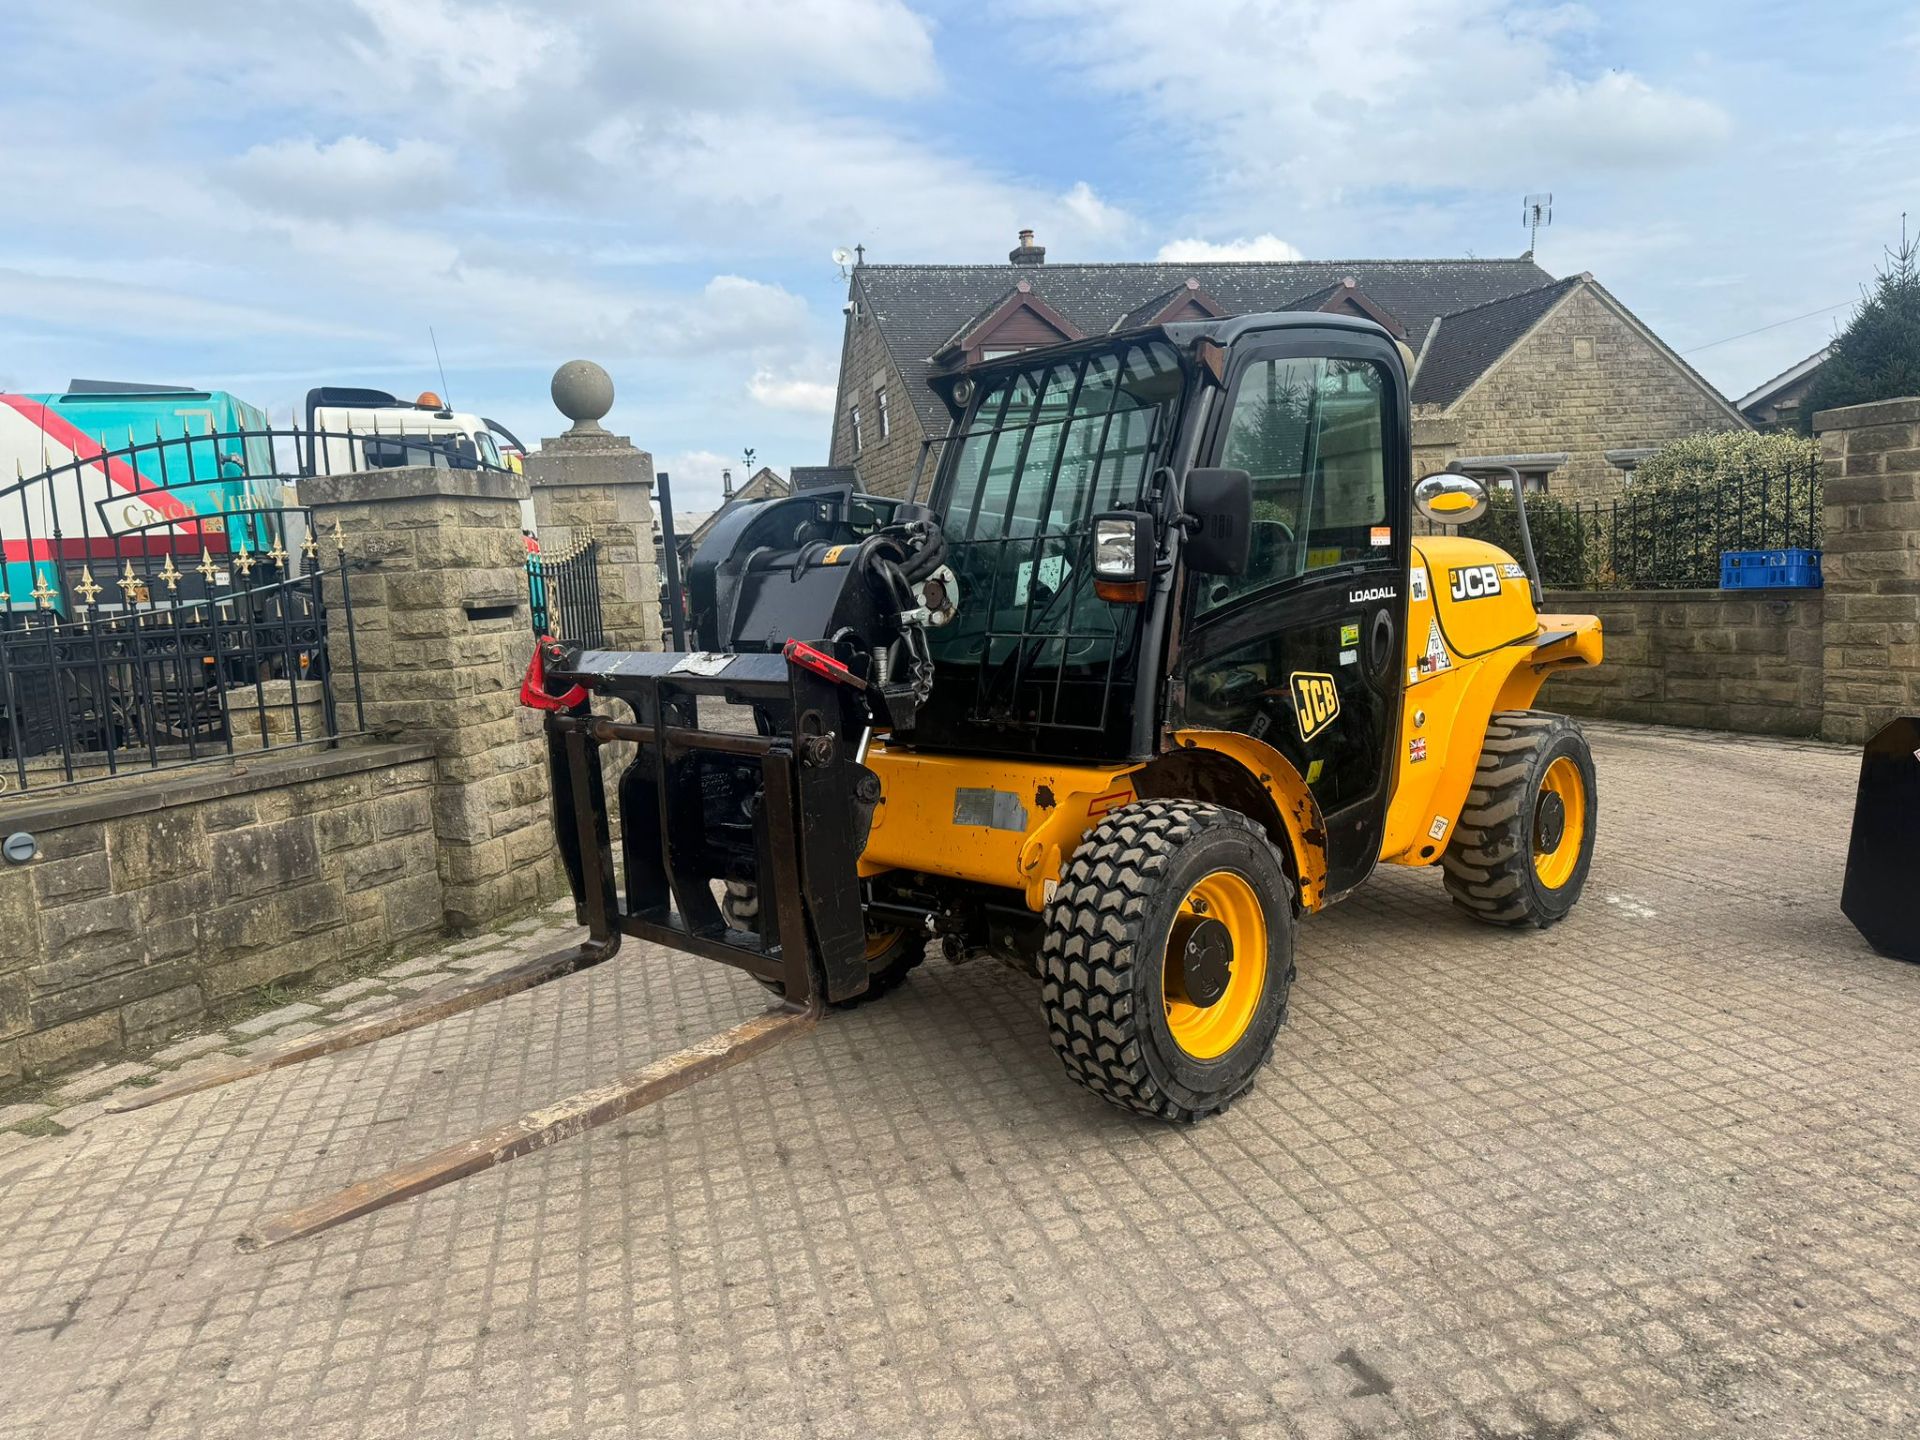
[651,277,811,356]
[1060,181,1134,238]
[1156,234,1305,263]
[346,0,557,96]
[748,370,837,414]
[580,108,1139,262]
[1012,0,1731,224]
[586,0,940,103]
[224,136,457,215]
[0,266,377,343]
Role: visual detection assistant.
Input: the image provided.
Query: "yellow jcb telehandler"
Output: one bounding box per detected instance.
[127,312,1602,1241]
[534,311,1603,1119]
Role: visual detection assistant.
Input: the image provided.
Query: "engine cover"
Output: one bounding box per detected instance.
[1414,535,1537,658]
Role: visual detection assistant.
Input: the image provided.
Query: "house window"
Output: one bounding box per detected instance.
[1453,454,1566,497]
[850,405,863,454]
[1475,469,1550,496]
[876,387,890,441]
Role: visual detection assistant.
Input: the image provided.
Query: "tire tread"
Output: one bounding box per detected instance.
[1038,799,1294,1123]
[1440,710,1593,927]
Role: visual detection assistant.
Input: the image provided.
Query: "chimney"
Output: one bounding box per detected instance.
[721,467,734,500]
[1009,228,1046,266]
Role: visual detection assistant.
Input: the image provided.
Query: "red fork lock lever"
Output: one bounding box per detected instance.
[520,634,589,712]
[782,638,867,691]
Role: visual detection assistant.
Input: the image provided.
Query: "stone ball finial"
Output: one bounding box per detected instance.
[551,359,614,434]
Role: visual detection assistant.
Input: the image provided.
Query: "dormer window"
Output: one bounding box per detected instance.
[933,279,1084,371]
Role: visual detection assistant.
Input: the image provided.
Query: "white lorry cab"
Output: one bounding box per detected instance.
[301,388,532,530]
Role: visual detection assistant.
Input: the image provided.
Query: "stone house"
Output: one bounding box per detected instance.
[829,232,1742,501]
[1738,346,1831,431]
[1408,274,1749,496]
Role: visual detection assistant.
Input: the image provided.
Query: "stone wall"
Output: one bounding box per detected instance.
[0,743,440,1085]
[526,430,663,650]
[829,295,925,499]
[1815,397,1920,743]
[1413,283,1746,501]
[1544,589,1825,736]
[302,466,565,927]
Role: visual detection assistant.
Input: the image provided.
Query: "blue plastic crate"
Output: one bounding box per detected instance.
[1720,548,1822,590]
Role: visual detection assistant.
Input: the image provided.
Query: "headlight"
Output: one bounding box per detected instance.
[1094,517,1139,579]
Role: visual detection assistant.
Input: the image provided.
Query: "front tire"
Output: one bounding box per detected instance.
[1441,710,1597,927]
[1039,800,1296,1123]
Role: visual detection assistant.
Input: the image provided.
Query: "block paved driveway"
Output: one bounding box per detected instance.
[1,720,1916,1440]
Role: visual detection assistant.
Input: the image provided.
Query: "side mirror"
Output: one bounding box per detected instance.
[1182,467,1253,576]
[1413,472,1488,525]
[1092,510,1154,602]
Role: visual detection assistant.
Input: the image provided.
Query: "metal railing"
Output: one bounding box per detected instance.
[0,422,466,790]
[1445,457,1822,590]
[527,532,605,647]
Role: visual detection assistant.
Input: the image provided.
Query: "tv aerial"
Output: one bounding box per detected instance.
[1523,194,1552,257]
[832,246,854,279]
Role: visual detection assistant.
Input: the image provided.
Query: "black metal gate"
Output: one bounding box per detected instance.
[0,427,365,791]
[527,533,605,647]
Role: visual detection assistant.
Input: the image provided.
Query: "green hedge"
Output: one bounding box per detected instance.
[1439,431,1822,589]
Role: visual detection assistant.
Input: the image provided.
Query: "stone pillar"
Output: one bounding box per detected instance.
[1814,398,1920,745]
[524,360,663,650]
[302,465,563,927]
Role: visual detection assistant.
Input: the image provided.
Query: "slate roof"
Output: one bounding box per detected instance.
[853,257,1556,432]
[1114,282,1203,332]
[1409,277,1582,409]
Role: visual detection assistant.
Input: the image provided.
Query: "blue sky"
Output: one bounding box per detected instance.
[1,1,1914,508]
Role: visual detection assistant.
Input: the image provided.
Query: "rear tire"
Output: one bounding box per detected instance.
[1039,800,1296,1123]
[1441,710,1597,927]
[723,880,924,1008]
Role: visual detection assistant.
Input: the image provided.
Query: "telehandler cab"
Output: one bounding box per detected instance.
[124,312,1602,1243]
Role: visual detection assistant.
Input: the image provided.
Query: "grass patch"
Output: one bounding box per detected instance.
[12,1116,67,1139]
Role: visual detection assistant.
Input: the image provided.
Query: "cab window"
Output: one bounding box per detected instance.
[1200,357,1390,614]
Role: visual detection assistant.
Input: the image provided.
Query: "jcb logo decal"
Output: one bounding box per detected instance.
[1290,671,1341,742]
[1449,565,1502,601]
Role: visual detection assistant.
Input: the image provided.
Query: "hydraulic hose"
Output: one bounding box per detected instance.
[896,523,948,583]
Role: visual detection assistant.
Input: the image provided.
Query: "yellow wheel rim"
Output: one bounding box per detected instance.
[1162,870,1267,1061]
[1533,756,1587,890]
[865,929,902,961]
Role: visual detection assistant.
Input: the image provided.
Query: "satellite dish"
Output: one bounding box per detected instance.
[831,247,853,267]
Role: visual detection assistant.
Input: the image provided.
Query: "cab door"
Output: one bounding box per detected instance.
[1170,328,1410,899]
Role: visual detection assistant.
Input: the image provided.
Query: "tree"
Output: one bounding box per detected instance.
[1803,227,1920,427]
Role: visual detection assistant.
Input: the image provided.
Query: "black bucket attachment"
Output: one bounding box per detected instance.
[536,641,885,1006]
[1842,715,1920,963]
